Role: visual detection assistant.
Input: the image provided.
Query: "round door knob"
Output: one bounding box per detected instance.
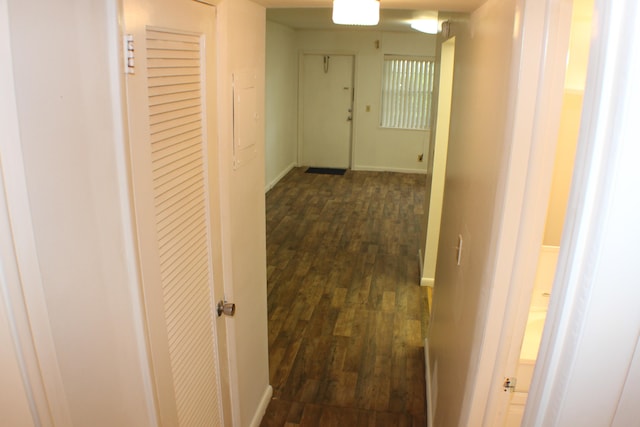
[217,301,236,317]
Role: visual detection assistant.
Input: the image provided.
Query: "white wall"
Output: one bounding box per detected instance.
[265,21,298,191]
[5,0,155,425]
[5,1,272,426]
[298,30,435,173]
[0,1,38,423]
[427,0,520,425]
[0,255,35,427]
[216,1,271,425]
[266,28,436,176]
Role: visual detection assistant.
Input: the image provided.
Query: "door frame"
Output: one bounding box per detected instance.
[2,1,238,425]
[524,0,640,423]
[421,36,456,289]
[460,0,575,424]
[297,51,356,169]
[121,0,234,425]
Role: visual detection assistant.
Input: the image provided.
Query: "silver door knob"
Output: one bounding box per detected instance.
[217,300,236,317]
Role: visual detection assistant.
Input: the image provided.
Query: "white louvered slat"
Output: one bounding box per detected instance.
[148,74,201,88]
[149,97,201,116]
[151,124,200,147]
[150,91,201,108]
[162,247,208,294]
[160,237,207,285]
[148,67,200,79]
[152,148,202,177]
[156,198,205,238]
[146,28,220,427]
[147,38,199,49]
[150,108,202,130]
[155,168,203,207]
[154,111,200,135]
[152,153,203,188]
[153,162,201,194]
[165,281,209,334]
[160,233,207,277]
[149,82,201,97]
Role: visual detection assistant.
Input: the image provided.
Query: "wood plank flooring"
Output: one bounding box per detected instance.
[261,168,429,427]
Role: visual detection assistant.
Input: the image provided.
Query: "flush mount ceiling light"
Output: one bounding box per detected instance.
[410,19,439,34]
[332,0,380,26]
[410,11,439,34]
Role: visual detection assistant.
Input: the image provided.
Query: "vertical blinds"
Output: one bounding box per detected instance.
[380,56,435,130]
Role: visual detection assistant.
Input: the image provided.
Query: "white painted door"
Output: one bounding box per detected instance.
[301,54,354,169]
[123,1,229,425]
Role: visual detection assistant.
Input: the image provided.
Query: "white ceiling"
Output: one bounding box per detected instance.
[256,0,485,13]
[261,0,485,33]
[267,8,444,32]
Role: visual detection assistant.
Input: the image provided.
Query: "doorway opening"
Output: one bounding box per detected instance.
[263,10,440,424]
[504,0,594,424]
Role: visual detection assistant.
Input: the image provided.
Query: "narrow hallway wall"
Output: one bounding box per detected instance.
[427,0,520,424]
[5,0,155,425]
[266,21,298,191]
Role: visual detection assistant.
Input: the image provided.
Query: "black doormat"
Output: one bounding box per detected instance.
[305,167,347,176]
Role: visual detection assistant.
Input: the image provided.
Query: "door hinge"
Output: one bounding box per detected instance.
[503,377,517,393]
[124,34,135,74]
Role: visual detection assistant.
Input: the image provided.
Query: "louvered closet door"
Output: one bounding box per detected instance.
[124,1,227,426]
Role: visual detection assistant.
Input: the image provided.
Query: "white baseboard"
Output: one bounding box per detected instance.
[421,277,434,287]
[265,162,296,193]
[351,165,428,174]
[424,338,433,427]
[249,385,273,427]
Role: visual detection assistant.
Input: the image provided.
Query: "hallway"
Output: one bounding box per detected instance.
[261,168,428,426]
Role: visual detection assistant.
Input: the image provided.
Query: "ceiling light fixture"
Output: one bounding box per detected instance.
[332,0,380,26]
[410,19,439,34]
[410,11,439,34]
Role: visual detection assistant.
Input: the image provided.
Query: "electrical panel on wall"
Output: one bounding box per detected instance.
[232,70,259,169]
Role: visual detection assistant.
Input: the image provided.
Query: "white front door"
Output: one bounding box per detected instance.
[123,1,230,425]
[300,54,354,169]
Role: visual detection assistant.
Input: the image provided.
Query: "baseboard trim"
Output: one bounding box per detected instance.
[249,385,273,427]
[424,338,433,427]
[265,162,296,193]
[351,165,428,174]
[421,277,434,287]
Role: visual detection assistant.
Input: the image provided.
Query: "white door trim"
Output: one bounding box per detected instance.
[122,1,233,425]
[480,0,576,424]
[525,0,640,424]
[461,0,574,424]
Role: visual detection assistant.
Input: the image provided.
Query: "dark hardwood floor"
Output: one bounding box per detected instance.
[261,168,429,427]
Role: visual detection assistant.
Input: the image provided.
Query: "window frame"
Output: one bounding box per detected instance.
[379,54,436,131]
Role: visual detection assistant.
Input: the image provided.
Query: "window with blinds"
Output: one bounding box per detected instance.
[380,56,435,130]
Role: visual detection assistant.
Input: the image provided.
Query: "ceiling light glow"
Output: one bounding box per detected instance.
[410,19,439,34]
[332,0,380,26]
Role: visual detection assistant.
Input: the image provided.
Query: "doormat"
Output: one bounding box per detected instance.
[305,167,347,176]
